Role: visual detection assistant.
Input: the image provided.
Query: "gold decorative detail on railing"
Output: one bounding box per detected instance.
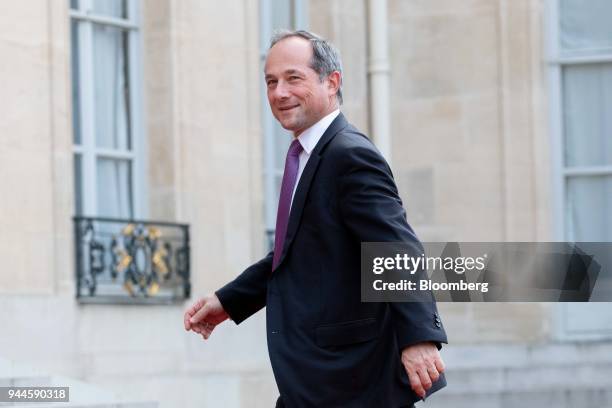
[74,216,190,303]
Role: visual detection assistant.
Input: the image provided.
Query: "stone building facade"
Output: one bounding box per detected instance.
[1,1,610,407]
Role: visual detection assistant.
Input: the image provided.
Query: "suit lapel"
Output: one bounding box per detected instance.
[274,113,349,270]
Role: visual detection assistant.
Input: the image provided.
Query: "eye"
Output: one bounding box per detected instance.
[266,79,277,87]
[288,76,300,81]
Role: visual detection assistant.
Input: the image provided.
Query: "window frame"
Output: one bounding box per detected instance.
[259,0,309,249]
[546,0,612,341]
[70,0,147,219]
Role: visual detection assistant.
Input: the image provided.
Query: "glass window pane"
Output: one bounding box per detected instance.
[70,0,78,10]
[97,158,133,218]
[272,0,293,30]
[93,24,131,150]
[74,154,83,215]
[274,173,282,210]
[262,0,308,246]
[560,0,612,54]
[566,175,612,241]
[562,63,612,167]
[71,20,82,145]
[273,122,292,175]
[91,0,127,19]
[272,122,291,222]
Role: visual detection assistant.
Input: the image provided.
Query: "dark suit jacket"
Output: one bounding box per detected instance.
[216,113,448,407]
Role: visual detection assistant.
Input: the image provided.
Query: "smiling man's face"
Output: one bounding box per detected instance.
[264,36,338,137]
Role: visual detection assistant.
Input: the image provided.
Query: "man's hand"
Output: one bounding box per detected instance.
[183,294,229,340]
[400,342,445,399]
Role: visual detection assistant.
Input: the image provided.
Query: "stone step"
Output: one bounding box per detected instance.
[0,377,54,407]
[441,343,612,370]
[0,377,158,408]
[0,358,44,379]
[441,361,612,394]
[0,378,157,408]
[0,403,157,408]
[421,387,612,408]
[0,357,157,408]
[0,375,120,405]
[0,376,53,387]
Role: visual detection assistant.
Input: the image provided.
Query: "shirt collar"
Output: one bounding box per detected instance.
[296,109,340,155]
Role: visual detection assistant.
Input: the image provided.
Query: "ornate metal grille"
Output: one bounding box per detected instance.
[74,216,190,304]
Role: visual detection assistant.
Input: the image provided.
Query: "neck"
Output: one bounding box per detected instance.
[292,105,339,138]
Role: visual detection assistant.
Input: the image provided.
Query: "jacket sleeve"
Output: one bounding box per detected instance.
[215,251,273,324]
[336,142,448,351]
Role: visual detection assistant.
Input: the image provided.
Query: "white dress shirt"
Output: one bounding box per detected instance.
[290,109,340,207]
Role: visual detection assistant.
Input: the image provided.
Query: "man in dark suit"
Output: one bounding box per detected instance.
[184,30,447,407]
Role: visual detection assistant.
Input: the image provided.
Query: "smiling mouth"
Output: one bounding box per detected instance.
[279,105,299,111]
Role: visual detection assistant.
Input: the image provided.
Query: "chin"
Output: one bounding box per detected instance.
[279,120,298,132]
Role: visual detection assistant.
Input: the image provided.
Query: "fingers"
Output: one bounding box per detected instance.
[407,366,433,399]
[188,318,216,337]
[407,369,426,399]
[401,342,445,399]
[427,362,440,382]
[190,303,209,325]
[184,310,193,331]
[184,297,217,341]
[184,299,205,331]
[192,322,215,339]
[201,323,215,340]
[191,322,204,334]
[434,356,445,374]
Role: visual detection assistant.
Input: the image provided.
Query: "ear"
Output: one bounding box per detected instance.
[326,71,341,98]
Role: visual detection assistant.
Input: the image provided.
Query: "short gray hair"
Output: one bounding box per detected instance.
[269,29,343,105]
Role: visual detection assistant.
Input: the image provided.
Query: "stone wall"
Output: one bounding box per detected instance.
[0,1,276,406]
[0,1,596,407]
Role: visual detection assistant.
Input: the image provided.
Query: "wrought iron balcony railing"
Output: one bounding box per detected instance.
[74,216,190,304]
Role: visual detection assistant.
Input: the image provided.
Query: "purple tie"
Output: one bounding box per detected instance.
[272,139,303,270]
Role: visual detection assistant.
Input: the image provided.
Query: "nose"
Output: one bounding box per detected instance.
[270,80,290,101]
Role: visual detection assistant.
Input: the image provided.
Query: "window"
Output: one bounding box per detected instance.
[547,0,612,340]
[548,0,612,242]
[260,0,309,249]
[70,0,146,219]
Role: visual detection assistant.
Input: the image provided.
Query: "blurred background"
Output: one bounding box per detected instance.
[0,0,611,407]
